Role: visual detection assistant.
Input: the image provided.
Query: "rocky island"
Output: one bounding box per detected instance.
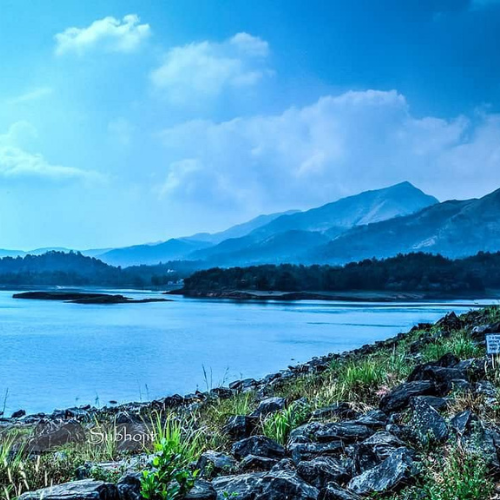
[2,306,500,499]
[12,291,170,305]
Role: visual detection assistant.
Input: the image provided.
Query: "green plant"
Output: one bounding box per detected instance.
[262,401,309,445]
[418,446,494,500]
[149,413,205,464]
[140,413,206,500]
[141,442,198,500]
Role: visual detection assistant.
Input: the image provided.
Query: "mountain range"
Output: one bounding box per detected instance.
[2,181,500,268]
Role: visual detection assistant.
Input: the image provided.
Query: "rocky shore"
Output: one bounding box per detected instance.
[2,306,500,499]
[12,291,170,304]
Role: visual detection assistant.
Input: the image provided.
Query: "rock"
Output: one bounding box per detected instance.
[185,480,217,500]
[28,419,86,453]
[436,312,462,332]
[289,422,325,445]
[117,473,142,500]
[455,358,486,380]
[115,422,153,453]
[115,412,137,424]
[450,410,475,436]
[223,415,256,440]
[229,379,258,392]
[213,470,320,500]
[411,395,448,411]
[471,322,500,340]
[347,414,386,429]
[19,480,118,500]
[312,403,358,421]
[474,380,497,397]
[379,381,436,412]
[351,430,405,474]
[258,470,320,499]
[210,387,233,399]
[318,483,362,500]
[463,424,500,467]
[197,451,238,476]
[289,442,344,464]
[240,455,278,471]
[270,458,296,473]
[65,407,91,421]
[409,398,448,445]
[315,422,374,443]
[231,435,285,461]
[347,448,414,496]
[212,472,265,500]
[407,354,459,382]
[251,397,286,418]
[11,409,26,419]
[297,456,351,488]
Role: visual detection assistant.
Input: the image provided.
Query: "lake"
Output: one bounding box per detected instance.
[0,290,495,415]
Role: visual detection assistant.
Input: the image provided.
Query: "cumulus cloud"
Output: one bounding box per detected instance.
[150,32,271,104]
[0,122,105,182]
[54,14,150,56]
[157,90,500,211]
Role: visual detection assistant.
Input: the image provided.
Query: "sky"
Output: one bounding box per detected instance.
[0,0,499,250]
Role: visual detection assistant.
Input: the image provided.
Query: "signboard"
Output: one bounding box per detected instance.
[486,334,500,355]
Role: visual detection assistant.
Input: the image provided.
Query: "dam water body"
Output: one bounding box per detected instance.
[0,289,495,415]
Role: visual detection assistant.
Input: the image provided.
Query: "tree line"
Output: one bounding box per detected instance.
[0,251,197,287]
[182,252,500,293]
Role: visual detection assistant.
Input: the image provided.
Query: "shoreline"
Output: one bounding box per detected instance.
[171,288,500,303]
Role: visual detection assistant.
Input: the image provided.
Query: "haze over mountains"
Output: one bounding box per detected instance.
[2,182,500,269]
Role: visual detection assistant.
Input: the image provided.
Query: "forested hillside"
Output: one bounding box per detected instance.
[0,251,197,287]
[182,252,500,294]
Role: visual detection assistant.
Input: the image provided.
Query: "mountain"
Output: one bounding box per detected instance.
[186,210,299,244]
[309,187,500,264]
[190,182,438,266]
[97,238,212,267]
[194,230,330,267]
[0,249,25,258]
[251,182,438,239]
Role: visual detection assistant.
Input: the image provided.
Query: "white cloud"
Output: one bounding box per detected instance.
[8,87,53,105]
[150,32,271,104]
[55,14,150,56]
[157,90,500,210]
[0,122,105,182]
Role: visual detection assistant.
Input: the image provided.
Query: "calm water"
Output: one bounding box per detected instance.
[0,290,494,415]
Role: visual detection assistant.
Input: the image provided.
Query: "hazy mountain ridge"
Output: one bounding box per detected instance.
[309,188,500,263]
[250,181,438,238]
[96,238,212,267]
[189,182,438,266]
[0,183,439,267]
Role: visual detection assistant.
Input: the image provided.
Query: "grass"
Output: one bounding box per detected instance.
[421,330,483,362]
[396,445,495,500]
[262,401,310,445]
[149,412,207,466]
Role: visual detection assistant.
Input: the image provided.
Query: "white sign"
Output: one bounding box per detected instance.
[486,334,500,355]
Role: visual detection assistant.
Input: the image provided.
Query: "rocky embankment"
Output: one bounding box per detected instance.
[3,307,500,499]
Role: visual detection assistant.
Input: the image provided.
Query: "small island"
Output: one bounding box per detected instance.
[12,291,170,305]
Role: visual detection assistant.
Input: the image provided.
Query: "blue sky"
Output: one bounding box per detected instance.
[0,0,499,249]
